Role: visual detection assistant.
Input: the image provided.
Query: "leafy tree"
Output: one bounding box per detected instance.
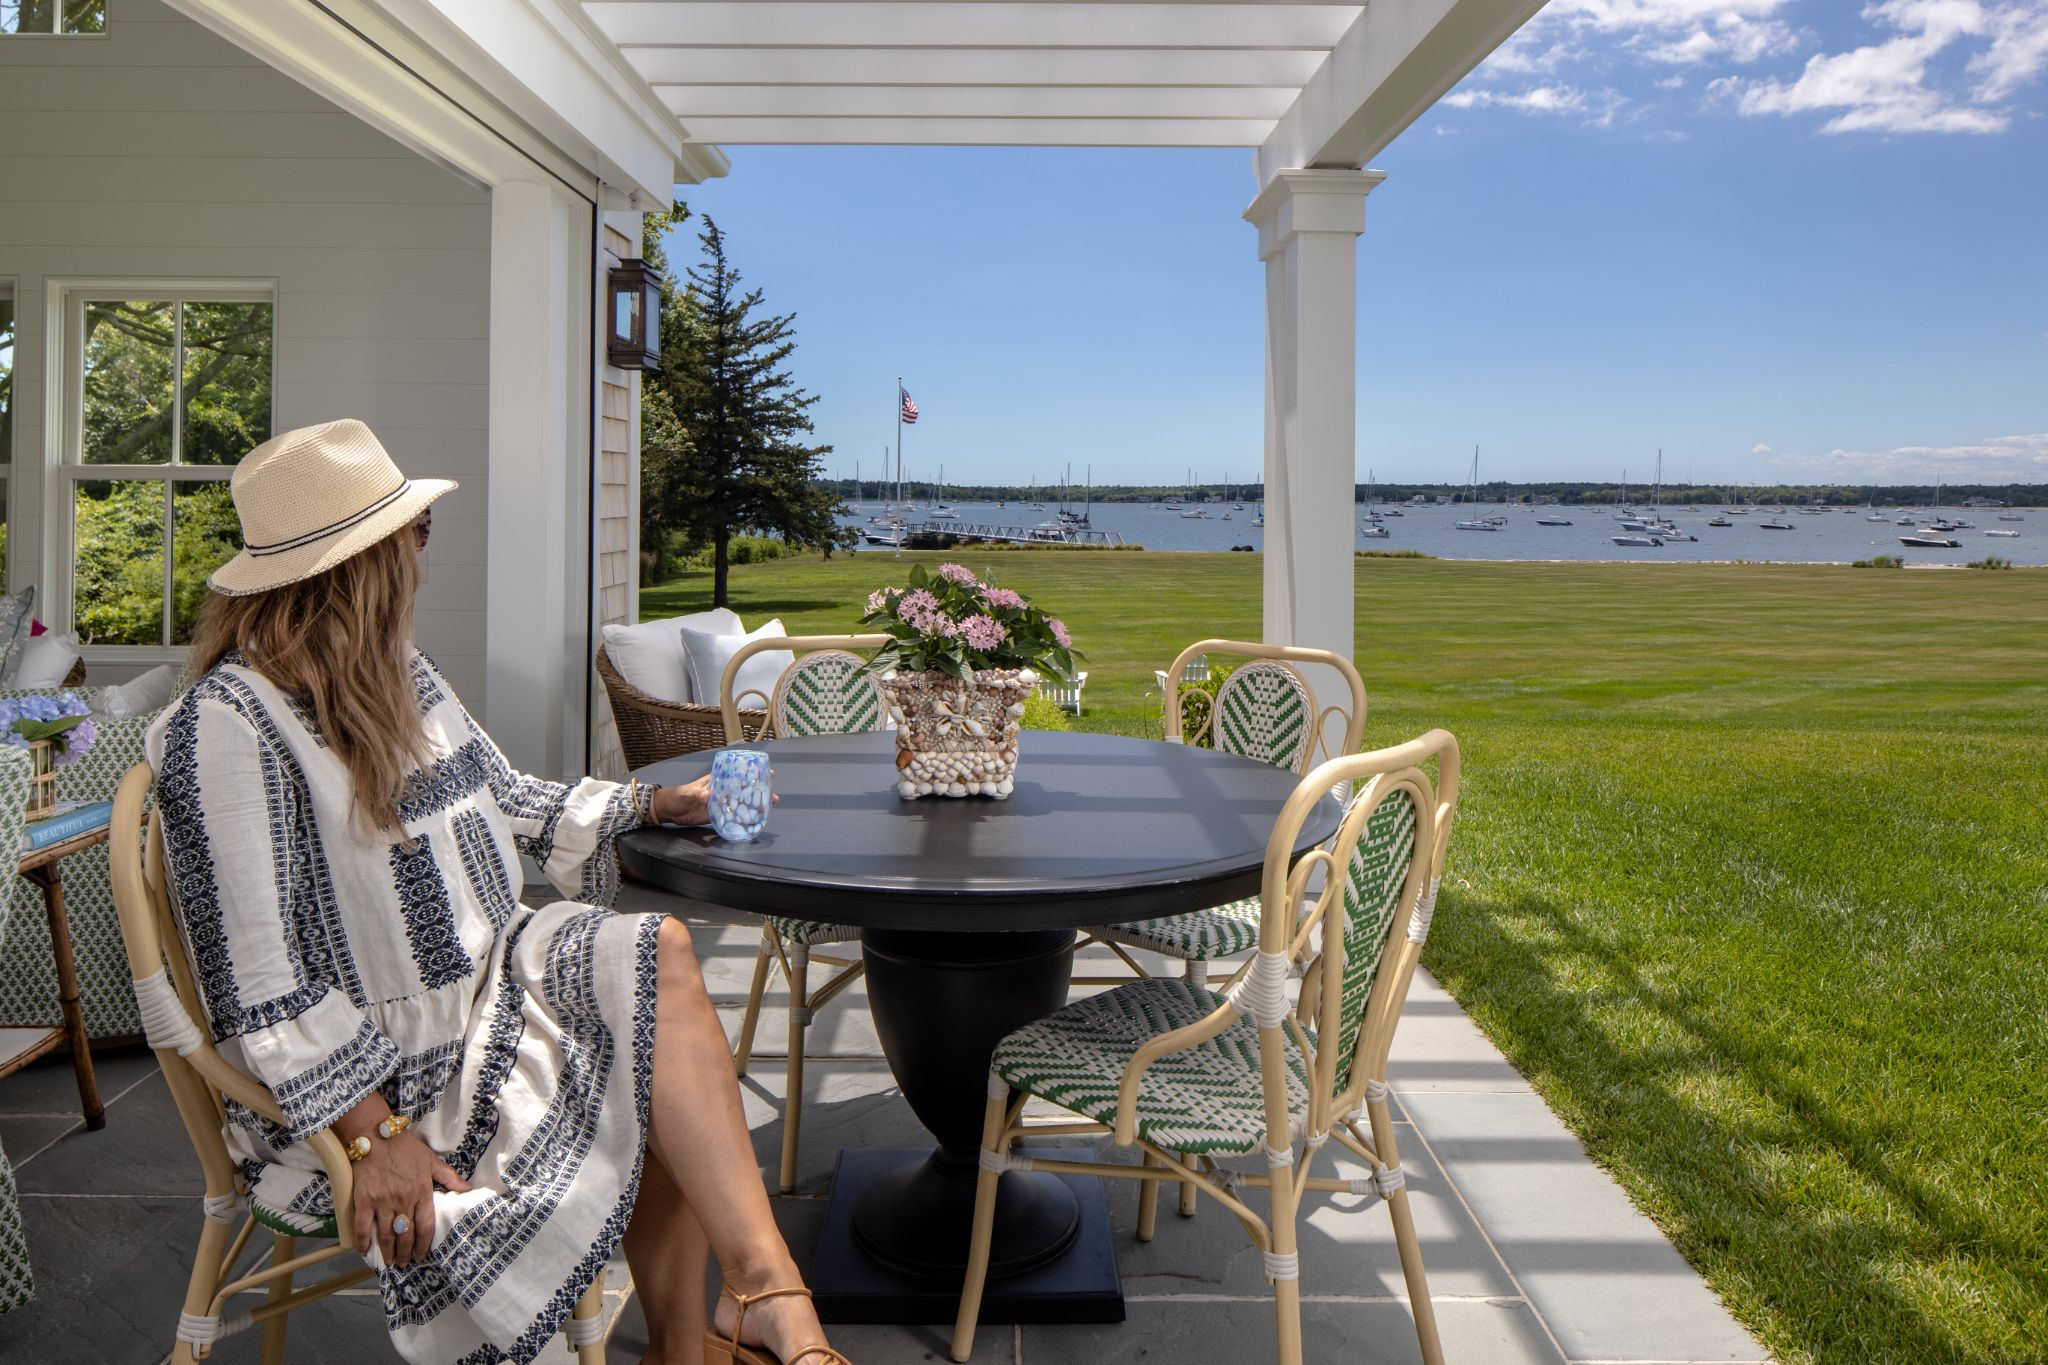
[641,215,850,605]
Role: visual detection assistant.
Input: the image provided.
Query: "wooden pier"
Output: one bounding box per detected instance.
[861,520,1133,549]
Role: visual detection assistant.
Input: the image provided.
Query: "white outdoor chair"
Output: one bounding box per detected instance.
[953,730,1461,1365]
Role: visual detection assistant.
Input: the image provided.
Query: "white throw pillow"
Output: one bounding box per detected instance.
[13,631,82,689]
[601,607,740,703]
[681,618,791,712]
[98,663,183,722]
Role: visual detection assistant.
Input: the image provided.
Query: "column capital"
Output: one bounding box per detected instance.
[1244,168,1387,260]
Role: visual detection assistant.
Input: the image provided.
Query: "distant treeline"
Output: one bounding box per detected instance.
[828,479,2046,508]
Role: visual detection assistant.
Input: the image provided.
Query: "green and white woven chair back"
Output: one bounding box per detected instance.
[773,651,882,738]
[1325,785,1421,1089]
[1212,661,1314,771]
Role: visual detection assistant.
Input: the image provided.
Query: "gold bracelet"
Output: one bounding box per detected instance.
[344,1134,373,1164]
[375,1113,412,1141]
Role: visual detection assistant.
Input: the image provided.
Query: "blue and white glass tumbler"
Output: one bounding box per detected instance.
[709,749,771,844]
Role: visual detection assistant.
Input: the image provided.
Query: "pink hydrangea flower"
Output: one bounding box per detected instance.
[937,562,981,587]
[984,587,1025,610]
[865,589,891,615]
[960,614,1007,651]
[1048,617,1073,649]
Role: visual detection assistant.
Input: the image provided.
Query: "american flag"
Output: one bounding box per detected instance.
[899,386,920,425]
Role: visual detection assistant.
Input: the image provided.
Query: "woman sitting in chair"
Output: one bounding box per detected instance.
[148,419,843,1365]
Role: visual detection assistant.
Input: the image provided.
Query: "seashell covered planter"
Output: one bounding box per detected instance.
[880,667,1037,799]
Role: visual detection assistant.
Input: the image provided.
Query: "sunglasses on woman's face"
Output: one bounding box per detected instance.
[411,509,432,551]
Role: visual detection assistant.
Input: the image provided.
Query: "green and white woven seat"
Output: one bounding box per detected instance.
[1096,896,1262,969]
[763,914,861,947]
[994,978,1309,1155]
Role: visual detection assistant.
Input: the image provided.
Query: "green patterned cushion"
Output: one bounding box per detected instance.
[1212,662,1312,771]
[1326,789,1418,1087]
[765,915,860,947]
[0,589,35,688]
[993,978,1309,1155]
[774,652,881,739]
[1099,896,1262,961]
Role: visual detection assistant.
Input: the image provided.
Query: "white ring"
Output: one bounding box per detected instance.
[391,1214,411,1236]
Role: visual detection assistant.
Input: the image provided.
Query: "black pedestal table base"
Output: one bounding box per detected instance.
[812,1148,1123,1326]
[846,926,1084,1279]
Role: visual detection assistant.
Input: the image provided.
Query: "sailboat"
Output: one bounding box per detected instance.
[1179,468,1207,518]
[1455,447,1498,531]
[928,464,960,519]
[1360,469,1391,537]
[1059,465,1092,526]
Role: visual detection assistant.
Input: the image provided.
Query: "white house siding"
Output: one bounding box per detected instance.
[0,0,490,703]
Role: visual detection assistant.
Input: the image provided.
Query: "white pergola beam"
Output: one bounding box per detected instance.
[677,115,1273,144]
[661,84,1296,119]
[588,2,1360,50]
[627,46,1329,87]
[1258,0,1546,184]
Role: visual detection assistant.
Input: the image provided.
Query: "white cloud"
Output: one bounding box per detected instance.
[1971,0,2048,98]
[1441,83,1631,125]
[1752,443,1774,453]
[1714,0,2048,134]
[1463,0,2048,135]
[1780,432,2048,481]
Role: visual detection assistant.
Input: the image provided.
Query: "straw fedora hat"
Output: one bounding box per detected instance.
[208,419,456,596]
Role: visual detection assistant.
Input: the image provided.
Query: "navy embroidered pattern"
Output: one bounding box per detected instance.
[389,835,473,991]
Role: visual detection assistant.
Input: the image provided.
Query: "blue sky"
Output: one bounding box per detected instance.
[669,0,2048,489]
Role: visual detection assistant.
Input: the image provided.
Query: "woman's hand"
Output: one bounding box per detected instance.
[348,1128,471,1268]
[651,775,713,826]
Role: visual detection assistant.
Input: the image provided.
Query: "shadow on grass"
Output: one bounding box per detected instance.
[1430,886,2034,1365]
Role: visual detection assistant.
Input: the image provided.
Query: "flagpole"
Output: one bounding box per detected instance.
[895,376,903,511]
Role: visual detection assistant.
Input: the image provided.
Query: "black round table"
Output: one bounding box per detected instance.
[620,730,1340,1323]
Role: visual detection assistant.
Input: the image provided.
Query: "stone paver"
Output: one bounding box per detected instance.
[0,894,1767,1365]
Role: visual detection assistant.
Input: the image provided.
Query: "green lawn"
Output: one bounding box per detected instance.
[643,551,2048,1364]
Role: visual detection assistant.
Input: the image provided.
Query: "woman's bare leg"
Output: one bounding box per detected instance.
[624,1156,712,1365]
[645,917,833,1361]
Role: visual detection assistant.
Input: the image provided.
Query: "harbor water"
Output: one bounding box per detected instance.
[839,501,2045,566]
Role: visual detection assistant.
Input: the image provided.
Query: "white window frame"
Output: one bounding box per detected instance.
[43,279,276,663]
[0,0,107,35]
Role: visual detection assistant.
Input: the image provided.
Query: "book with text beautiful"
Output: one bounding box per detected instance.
[22,800,113,853]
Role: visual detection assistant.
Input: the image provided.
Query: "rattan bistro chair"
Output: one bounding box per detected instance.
[1079,640,1367,991]
[717,635,890,1193]
[108,764,606,1364]
[596,642,766,768]
[953,730,1461,1365]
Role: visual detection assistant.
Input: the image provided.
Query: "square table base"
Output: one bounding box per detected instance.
[810,1147,1126,1326]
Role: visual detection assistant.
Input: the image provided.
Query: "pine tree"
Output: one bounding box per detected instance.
[642,215,849,605]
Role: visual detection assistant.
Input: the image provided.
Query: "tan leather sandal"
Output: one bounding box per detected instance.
[704,1284,852,1365]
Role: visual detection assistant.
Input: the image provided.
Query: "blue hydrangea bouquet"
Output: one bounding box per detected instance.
[0,692,99,817]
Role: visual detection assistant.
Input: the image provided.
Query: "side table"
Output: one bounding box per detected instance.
[0,819,113,1130]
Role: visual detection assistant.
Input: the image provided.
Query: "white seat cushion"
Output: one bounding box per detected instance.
[682,618,791,712]
[601,607,741,703]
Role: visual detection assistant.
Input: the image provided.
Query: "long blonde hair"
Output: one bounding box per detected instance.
[187,531,432,835]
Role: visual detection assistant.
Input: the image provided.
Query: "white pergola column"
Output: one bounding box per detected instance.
[487,178,588,777]
[1246,168,1384,667]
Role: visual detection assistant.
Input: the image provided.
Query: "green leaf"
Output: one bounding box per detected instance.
[12,715,86,744]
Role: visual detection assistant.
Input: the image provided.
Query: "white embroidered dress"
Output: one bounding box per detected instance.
[146,651,658,1365]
